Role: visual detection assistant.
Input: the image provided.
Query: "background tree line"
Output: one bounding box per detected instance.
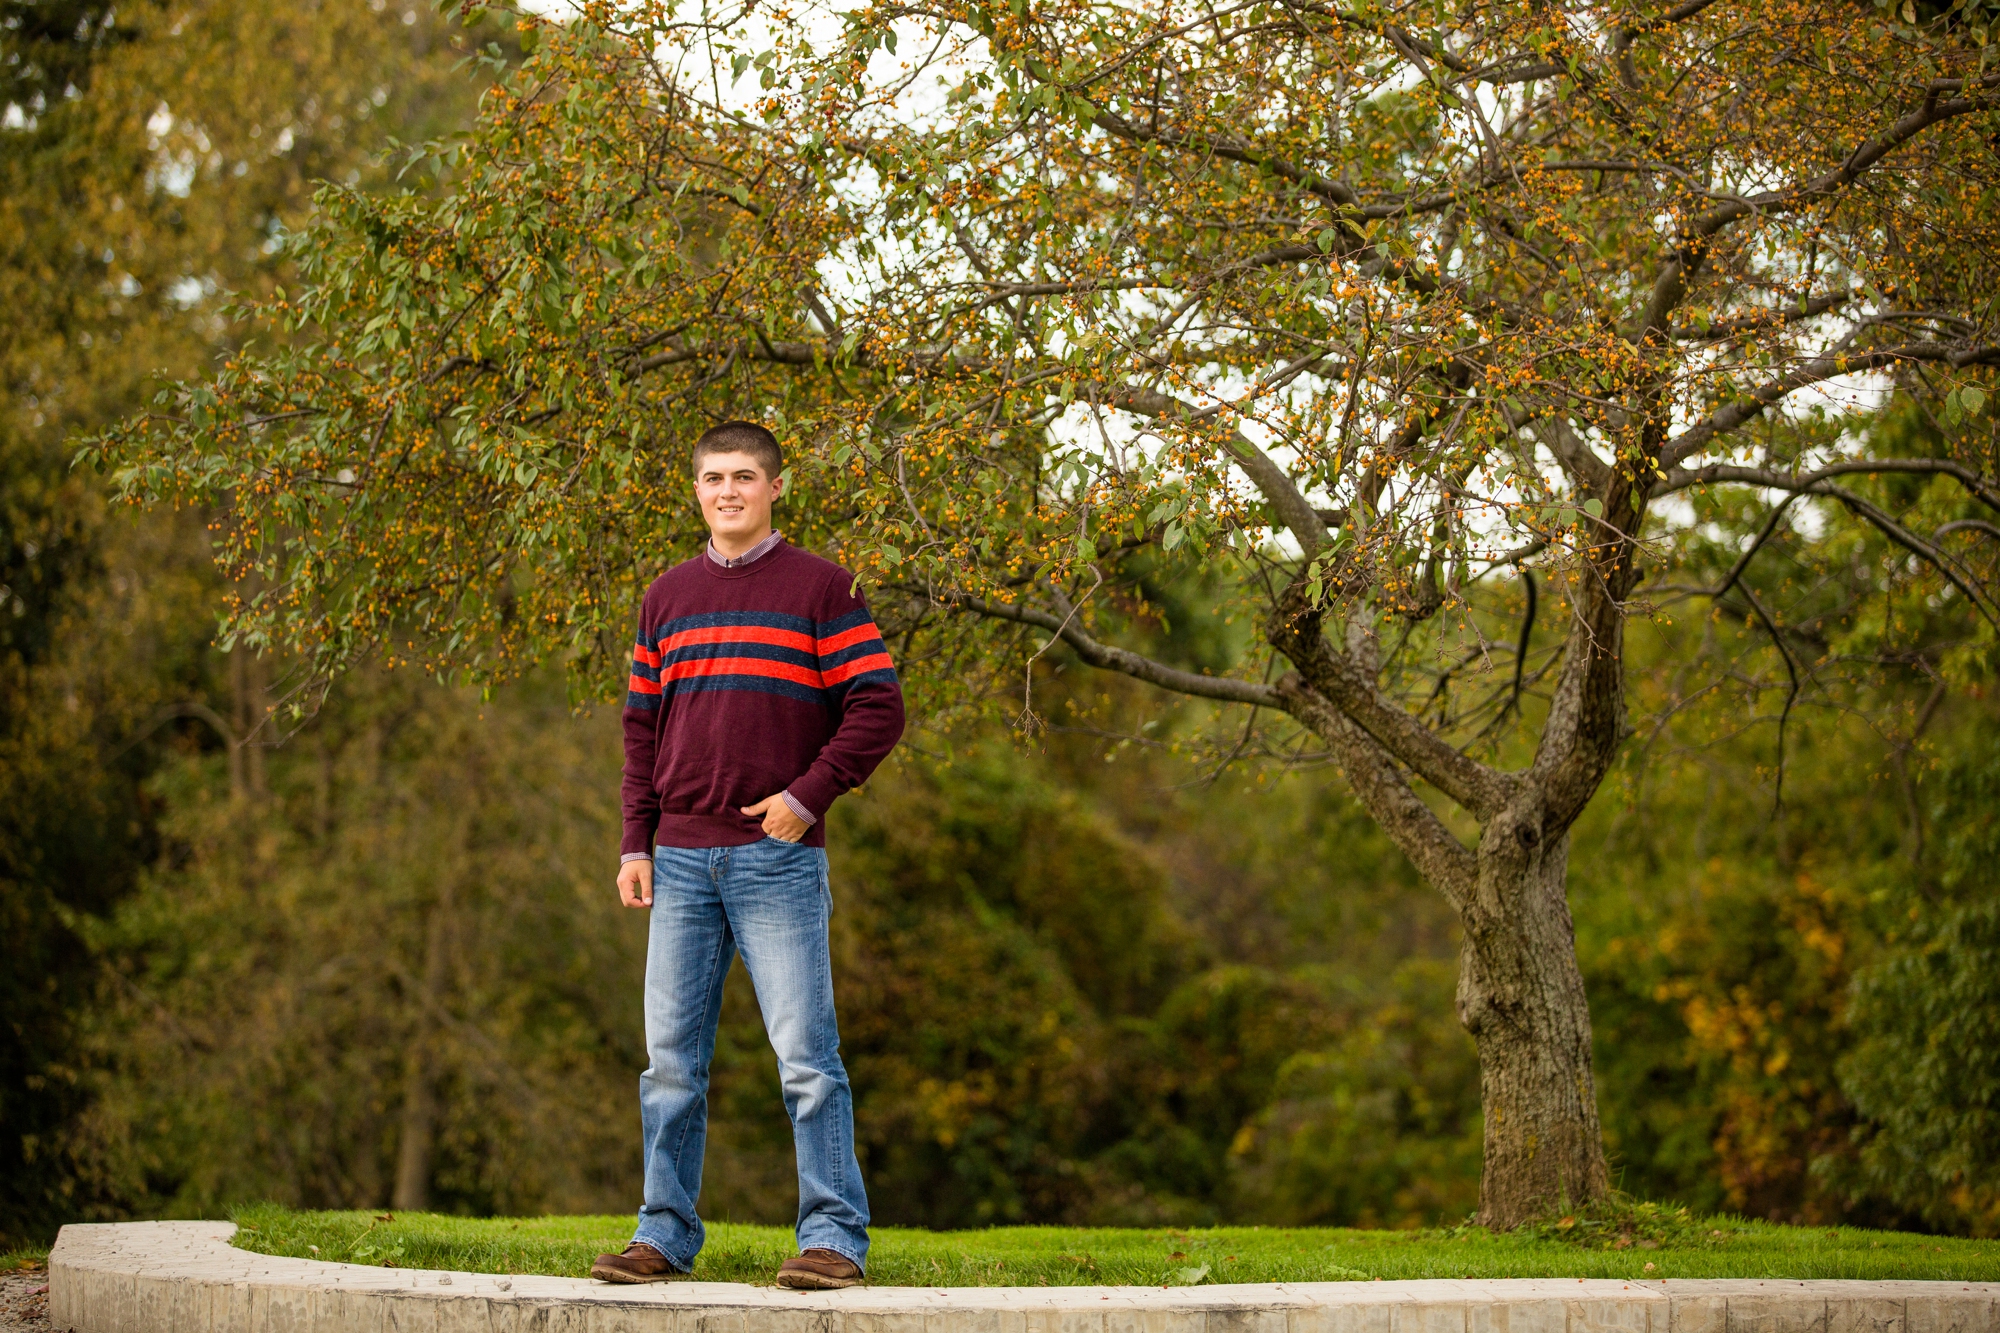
[5,0,1998,1249]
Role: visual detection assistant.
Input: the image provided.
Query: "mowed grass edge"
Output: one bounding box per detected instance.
[225,1206,2000,1285]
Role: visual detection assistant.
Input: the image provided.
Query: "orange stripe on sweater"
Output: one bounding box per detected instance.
[821,653,895,686]
[661,657,825,688]
[816,624,883,654]
[660,624,818,655]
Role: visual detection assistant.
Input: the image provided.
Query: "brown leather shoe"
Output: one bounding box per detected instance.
[590,1242,688,1283]
[775,1248,863,1289]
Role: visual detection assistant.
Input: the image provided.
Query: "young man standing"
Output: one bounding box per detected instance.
[591,421,902,1290]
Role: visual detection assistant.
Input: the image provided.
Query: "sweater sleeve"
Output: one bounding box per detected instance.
[787,574,906,819]
[620,603,666,857]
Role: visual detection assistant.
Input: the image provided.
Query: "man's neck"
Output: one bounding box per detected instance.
[709,525,775,560]
[706,528,785,569]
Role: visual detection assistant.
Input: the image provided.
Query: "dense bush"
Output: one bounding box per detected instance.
[1837,730,2000,1236]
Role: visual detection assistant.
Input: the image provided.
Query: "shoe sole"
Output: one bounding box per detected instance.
[775,1271,862,1290]
[590,1264,689,1284]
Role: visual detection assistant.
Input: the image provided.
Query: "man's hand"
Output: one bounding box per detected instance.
[618,858,654,908]
[742,793,810,843]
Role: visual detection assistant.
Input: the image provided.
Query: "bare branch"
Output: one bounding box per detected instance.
[1267,596,1521,820]
[953,595,1282,706]
[1654,459,2000,514]
[1501,572,1537,724]
[1661,342,2000,467]
[1274,673,1478,905]
[1655,466,2000,627]
[1534,418,1612,495]
[1738,583,1801,815]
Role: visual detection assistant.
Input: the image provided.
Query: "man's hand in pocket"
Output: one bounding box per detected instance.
[742,793,809,842]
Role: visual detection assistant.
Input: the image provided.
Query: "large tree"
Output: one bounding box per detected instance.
[91,0,2000,1223]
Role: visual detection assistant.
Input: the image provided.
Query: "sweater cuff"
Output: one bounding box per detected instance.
[621,851,652,865]
[780,789,818,827]
[621,822,656,858]
[787,768,844,821]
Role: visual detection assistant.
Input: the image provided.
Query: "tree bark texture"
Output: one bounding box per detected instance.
[1459,827,1610,1225]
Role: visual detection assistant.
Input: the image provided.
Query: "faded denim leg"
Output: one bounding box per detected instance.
[632,844,733,1269]
[720,838,870,1269]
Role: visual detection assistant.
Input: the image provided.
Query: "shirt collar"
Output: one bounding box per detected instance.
[706,529,785,569]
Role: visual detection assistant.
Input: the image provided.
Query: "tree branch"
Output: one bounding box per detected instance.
[1654,459,2000,515]
[1684,76,2000,240]
[1661,341,2000,468]
[1655,466,2000,627]
[1274,673,1478,905]
[1266,596,1520,820]
[1738,583,1801,816]
[1670,290,1856,344]
[1634,83,2000,338]
[1100,381,1330,554]
[1527,500,1641,832]
[1534,417,1612,495]
[1610,0,1729,53]
[953,595,1282,706]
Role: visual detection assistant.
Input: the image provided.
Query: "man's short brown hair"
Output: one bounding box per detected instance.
[692,421,784,480]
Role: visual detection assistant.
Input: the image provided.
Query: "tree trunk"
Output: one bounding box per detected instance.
[229,646,267,799]
[1269,600,1617,1227]
[1458,817,1610,1227]
[391,1046,437,1212]
[392,877,454,1212]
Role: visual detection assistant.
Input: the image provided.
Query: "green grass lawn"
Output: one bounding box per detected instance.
[227,1204,2000,1286]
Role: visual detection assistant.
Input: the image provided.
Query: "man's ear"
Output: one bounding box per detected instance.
[773,468,789,499]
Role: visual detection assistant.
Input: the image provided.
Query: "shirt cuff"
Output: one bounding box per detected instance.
[781,789,818,826]
[621,851,652,865]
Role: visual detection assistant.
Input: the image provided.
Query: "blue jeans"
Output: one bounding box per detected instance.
[634,839,869,1270]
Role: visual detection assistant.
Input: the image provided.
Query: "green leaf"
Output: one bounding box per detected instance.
[1962,386,1987,417]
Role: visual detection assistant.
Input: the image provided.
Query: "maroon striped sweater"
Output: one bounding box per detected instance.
[621,540,905,852]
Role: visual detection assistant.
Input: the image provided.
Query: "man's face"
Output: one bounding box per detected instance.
[693,450,783,543]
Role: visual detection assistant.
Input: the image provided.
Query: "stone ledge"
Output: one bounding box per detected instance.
[47,1221,2000,1333]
